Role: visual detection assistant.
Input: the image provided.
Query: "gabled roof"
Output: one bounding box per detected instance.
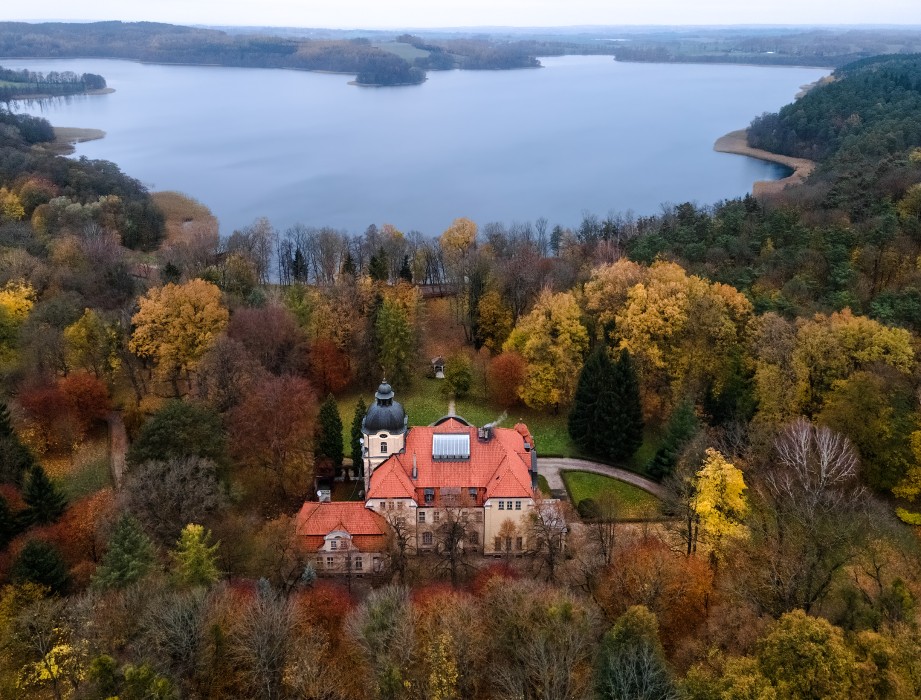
[369,419,535,500]
[295,502,387,538]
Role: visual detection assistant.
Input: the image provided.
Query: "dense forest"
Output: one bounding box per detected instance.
[0,51,921,699]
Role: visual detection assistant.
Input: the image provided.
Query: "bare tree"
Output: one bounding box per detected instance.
[528,496,569,583]
[434,502,477,586]
[230,586,294,700]
[383,510,415,584]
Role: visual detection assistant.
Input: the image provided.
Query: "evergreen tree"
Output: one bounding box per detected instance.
[606,349,644,462]
[351,397,367,480]
[21,464,67,527]
[0,493,19,549]
[568,346,608,456]
[92,515,157,589]
[568,348,644,463]
[316,394,344,469]
[399,255,413,282]
[127,400,227,468]
[368,248,388,282]
[170,523,220,587]
[648,400,700,480]
[0,402,34,485]
[12,539,69,594]
[341,250,357,278]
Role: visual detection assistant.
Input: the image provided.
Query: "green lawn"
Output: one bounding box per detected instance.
[373,41,431,61]
[336,378,661,474]
[561,470,661,520]
[537,474,552,497]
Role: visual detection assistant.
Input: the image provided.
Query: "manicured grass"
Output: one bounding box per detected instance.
[561,470,661,520]
[537,474,552,497]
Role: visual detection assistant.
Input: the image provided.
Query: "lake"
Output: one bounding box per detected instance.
[6,56,830,236]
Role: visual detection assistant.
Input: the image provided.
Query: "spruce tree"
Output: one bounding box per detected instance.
[0,493,18,549]
[92,515,157,590]
[603,349,644,463]
[12,539,69,594]
[568,346,607,456]
[351,397,367,480]
[647,401,700,480]
[0,402,34,485]
[21,464,67,527]
[316,394,344,469]
[569,348,644,464]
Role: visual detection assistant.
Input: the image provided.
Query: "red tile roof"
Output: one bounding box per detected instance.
[369,422,536,500]
[295,502,388,552]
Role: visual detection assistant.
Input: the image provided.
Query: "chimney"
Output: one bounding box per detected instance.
[478,423,493,442]
[412,453,418,480]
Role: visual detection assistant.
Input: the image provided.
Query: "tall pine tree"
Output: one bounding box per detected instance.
[568,347,644,463]
[605,349,644,463]
[316,394,344,469]
[647,400,700,480]
[21,464,67,527]
[12,539,69,594]
[351,397,367,480]
[0,402,34,485]
[92,515,157,590]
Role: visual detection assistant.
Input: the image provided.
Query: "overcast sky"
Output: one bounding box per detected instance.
[9,0,921,29]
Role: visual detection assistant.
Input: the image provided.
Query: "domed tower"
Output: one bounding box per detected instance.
[361,380,408,492]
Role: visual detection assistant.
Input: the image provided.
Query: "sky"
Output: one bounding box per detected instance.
[9,0,921,29]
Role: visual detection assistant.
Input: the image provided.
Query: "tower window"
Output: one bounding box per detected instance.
[381,441,388,454]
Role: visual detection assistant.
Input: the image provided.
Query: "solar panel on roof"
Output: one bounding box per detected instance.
[432,433,470,461]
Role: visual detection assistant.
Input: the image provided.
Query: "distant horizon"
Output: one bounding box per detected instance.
[4,0,920,31]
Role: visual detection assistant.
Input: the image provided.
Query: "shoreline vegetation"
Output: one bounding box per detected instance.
[42,126,106,155]
[714,128,815,197]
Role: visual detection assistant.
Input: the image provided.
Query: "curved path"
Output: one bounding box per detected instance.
[537,457,666,500]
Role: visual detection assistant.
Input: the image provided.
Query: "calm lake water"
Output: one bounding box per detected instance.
[6,56,829,236]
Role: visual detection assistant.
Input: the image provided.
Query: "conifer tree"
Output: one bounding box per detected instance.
[648,400,700,480]
[351,397,367,480]
[0,493,18,549]
[170,523,220,587]
[317,394,344,469]
[605,349,644,462]
[92,515,157,590]
[0,402,34,485]
[21,464,67,527]
[12,539,69,594]
[569,346,608,456]
[568,347,644,463]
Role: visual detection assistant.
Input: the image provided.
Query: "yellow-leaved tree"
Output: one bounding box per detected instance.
[64,308,121,379]
[692,448,747,561]
[0,280,35,364]
[614,261,753,417]
[753,308,914,421]
[503,289,588,411]
[0,188,25,223]
[130,279,228,395]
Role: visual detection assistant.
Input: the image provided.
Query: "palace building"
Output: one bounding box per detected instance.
[297,380,549,571]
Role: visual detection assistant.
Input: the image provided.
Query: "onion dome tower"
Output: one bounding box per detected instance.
[361,380,408,491]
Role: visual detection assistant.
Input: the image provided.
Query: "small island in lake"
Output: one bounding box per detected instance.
[0,64,110,102]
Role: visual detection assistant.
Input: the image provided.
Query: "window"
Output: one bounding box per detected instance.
[316,557,323,568]
[468,531,479,545]
[418,510,426,523]
[515,501,522,510]
[515,537,523,551]
[424,488,435,504]
[506,501,513,510]
[494,536,502,551]
[330,540,337,550]
[387,501,394,510]
[505,537,512,551]
[378,502,385,511]
[397,501,404,509]
[422,532,433,546]
[433,510,441,523]
[469,488,478,502]
[326,556,334,568]
[475,511,483,522]
[498,501,505,510]
[354,557,363,570]
[381,441,388,454]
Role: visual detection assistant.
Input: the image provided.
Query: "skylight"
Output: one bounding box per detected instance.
[432,433,470,461]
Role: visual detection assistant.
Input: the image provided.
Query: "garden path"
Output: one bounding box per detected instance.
[537,457,666,500]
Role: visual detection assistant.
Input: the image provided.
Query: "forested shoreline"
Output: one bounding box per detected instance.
[0,51,919,698]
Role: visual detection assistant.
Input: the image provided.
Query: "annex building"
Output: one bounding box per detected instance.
[296,381,547,573]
